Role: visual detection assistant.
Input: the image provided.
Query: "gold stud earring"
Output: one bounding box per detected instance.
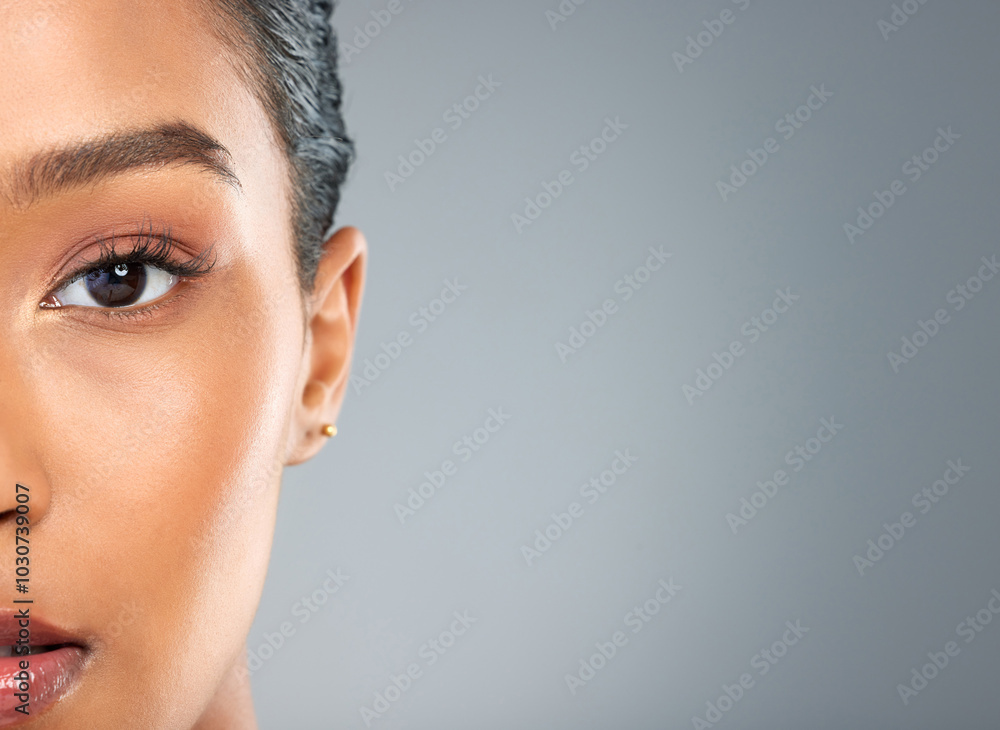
[320,424,337,438]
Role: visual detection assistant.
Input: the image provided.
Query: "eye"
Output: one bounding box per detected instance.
[51,262,179,309]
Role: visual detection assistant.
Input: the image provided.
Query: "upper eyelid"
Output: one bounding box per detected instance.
[50,234,217,293]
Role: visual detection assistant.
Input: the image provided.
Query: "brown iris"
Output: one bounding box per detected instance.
[84,263,147,307]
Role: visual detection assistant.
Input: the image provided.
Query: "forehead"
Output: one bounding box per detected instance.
[0,0,278,201]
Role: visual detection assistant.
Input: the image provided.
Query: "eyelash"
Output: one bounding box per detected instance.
[51,224,216,319]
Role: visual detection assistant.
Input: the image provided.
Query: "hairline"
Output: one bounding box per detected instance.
[192,0,313,294]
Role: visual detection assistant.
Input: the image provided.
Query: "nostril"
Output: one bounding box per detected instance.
[0,432,52,527]
[0,473,51,528]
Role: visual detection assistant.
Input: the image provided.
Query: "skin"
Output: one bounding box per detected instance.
[0,0,365,727]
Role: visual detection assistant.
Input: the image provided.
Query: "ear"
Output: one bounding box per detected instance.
[285,226,366,466]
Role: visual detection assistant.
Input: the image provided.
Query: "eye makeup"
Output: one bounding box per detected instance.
[39,222,217,316]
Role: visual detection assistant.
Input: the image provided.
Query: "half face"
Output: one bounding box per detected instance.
[0,0,335,726]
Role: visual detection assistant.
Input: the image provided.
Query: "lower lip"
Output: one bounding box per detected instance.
[0,647,86,725]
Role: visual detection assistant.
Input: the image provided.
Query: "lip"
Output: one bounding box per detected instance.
[0,611,87,726]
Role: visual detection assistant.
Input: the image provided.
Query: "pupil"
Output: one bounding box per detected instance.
[85,263,146,306]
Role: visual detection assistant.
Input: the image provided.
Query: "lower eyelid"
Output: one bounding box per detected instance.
[100,301,167,322]
[82,287,193,326]
[44,280,196,327]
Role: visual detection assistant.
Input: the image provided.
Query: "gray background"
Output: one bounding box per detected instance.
[249,1,1000,728]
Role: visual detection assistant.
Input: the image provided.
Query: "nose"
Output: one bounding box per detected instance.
[0,429,51,525]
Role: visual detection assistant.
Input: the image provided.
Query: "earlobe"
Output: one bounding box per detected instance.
[286,226,366,466]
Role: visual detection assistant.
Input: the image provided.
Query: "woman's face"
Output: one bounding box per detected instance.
[0,0,362,726]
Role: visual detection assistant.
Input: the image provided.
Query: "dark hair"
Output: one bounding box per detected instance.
[203,0,353,292]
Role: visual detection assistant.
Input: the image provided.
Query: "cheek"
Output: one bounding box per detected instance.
[33,262,304,693]
[46,273,300,538]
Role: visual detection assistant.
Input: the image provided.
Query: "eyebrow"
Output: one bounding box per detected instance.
[2,122,242,209]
